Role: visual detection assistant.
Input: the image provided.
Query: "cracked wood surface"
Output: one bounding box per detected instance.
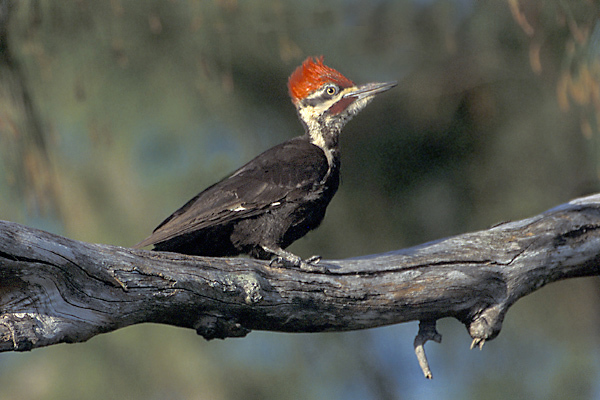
[1,193,600,377]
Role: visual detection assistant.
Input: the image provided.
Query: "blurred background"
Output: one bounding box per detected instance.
[1,0,600,399]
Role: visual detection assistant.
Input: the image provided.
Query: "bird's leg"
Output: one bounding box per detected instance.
[263,246,328,273]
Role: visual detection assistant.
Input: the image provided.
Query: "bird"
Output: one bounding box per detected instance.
[134,56,396,271]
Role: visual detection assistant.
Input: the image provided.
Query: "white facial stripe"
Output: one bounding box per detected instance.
[295,85,376,156]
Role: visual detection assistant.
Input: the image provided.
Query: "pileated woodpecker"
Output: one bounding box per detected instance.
[134,56,396,270]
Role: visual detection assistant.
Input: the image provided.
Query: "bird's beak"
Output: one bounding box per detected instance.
[343,81,397,100]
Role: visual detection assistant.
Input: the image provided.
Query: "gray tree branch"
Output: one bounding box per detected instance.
[1,193,600,378]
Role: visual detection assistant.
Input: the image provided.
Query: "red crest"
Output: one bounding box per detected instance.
[287,56,354,104]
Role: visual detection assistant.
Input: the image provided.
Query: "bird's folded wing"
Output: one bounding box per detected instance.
[133,138,329,248]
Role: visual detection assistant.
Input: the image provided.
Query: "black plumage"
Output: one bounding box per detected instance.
[135,136,339,263]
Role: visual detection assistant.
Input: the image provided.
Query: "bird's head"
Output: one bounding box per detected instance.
[288,56,396,150]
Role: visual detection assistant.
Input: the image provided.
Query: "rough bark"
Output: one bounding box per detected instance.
[1,193,600,378]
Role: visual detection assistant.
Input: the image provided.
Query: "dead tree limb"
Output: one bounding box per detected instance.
[1,194,600,378]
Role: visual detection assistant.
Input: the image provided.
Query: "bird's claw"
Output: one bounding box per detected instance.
[270,255,329,273]
[305,255,322,264]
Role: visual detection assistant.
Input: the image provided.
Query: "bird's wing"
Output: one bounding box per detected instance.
[134,137,329,248]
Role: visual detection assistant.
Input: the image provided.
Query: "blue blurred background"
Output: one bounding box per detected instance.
[1,0,600,399]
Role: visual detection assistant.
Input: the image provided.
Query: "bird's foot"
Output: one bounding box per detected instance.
[298,256,328,273]
[262,245,330,273]
[269,253,328,273]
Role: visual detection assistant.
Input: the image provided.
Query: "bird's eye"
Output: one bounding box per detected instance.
[325,85,338,96]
